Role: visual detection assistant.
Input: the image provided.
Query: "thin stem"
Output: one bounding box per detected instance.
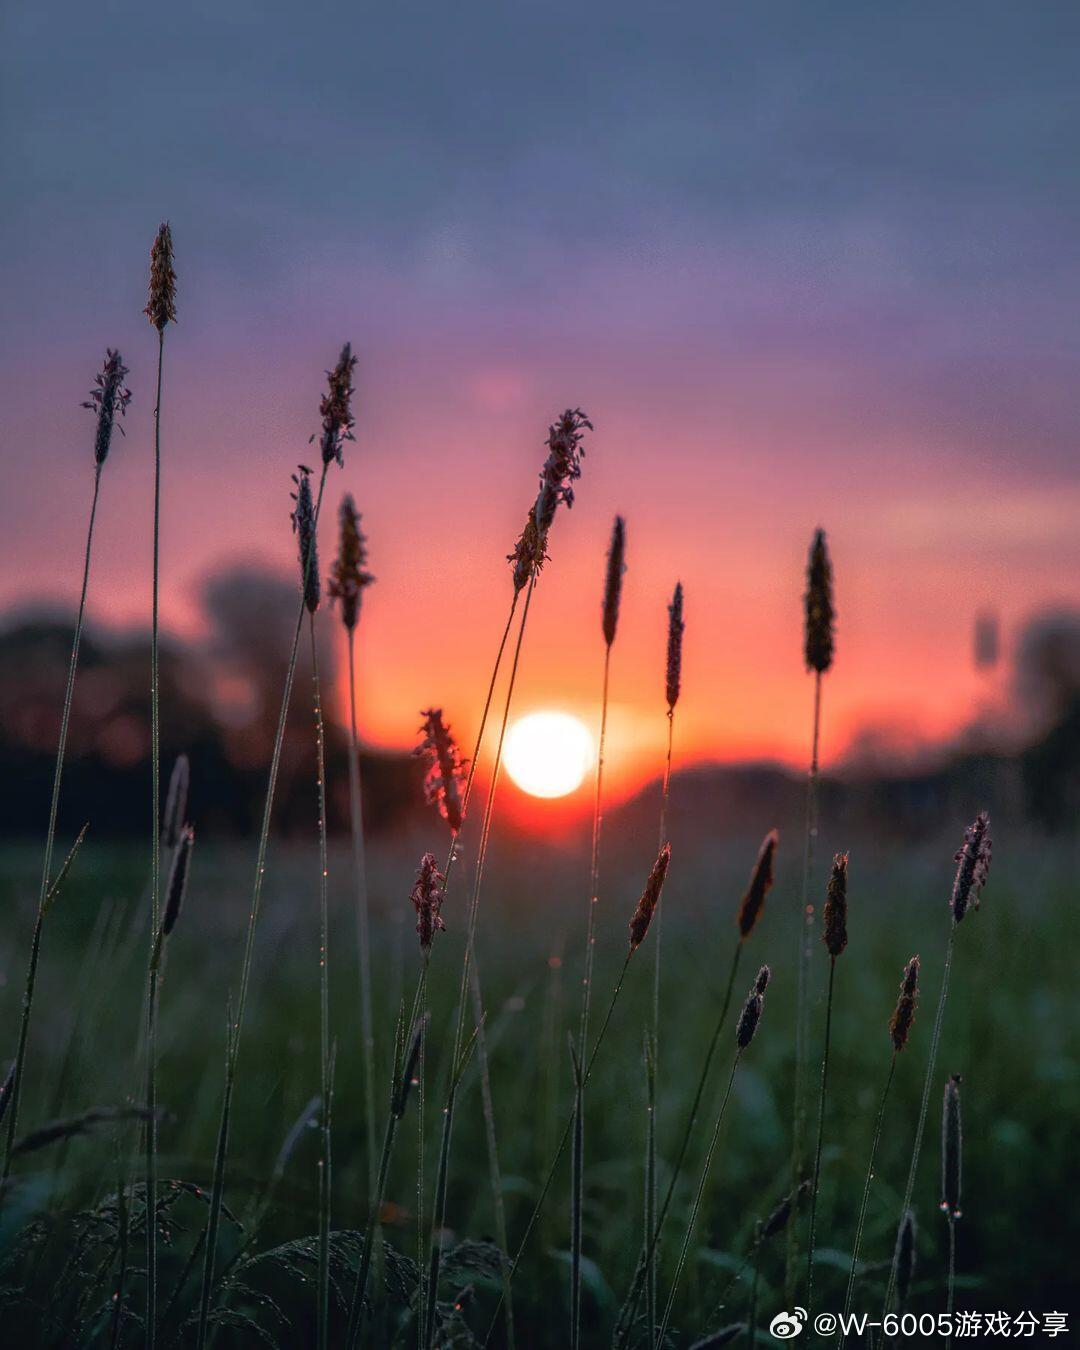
[347,966,429,1349]
[423,579,535,1350]
[806,955,836,1315]
[579,642,612,1052]
[656,1054,742,1348]
[445,593,520,897]
[571,1046,585,1350]
[571,640,612,1350]
[416,991,427,1342]
[110,1144,130,1350]
[881,924,957,1320]
[613,941,744,1349]
[945,1219,957,1350]
[838,1055,896,1349]
[347,630,378,1209]
[648,708,675,1336]
[196,464,331,1349]
[146,325,164,1350]
[483,952,634,1347]
[145,964,161,1346]
[348,1111,399,1348]
[786,668,822,1305]
[311,614,332,1350]
[2,461,103,1190]
[470,950,516,1350]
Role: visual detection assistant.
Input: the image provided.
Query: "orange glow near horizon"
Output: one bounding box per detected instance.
[5,346,1078,810]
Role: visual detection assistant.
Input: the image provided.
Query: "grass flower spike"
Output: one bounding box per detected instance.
[82,349,131,465]
[415,708,468,834]
[291,467,321,614]
[737,828,779,938]
[629,843,671,951]
[410,852,447,951]
[144,223,177,330]
[328,493,374,629]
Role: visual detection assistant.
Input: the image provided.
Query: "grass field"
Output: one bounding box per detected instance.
[0,817,1074,1346]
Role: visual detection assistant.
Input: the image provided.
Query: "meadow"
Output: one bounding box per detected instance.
[0,819,1075,1345]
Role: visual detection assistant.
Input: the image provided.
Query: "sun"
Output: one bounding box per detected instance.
[504,711,594,799]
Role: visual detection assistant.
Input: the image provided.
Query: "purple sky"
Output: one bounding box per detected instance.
[2,1,1078,783]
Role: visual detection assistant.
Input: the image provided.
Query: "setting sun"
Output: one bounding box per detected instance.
[503,711,594,799]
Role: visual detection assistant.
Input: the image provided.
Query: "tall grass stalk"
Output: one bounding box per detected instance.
[470,950,516,1350]
[941,1074,962,1350]
[647,580,683,1338]
[309,613,333,1350]
[2,427,113,1189]
[331,494,377,1203]
[422,578,536,1350]
[838,953,918,1347]
[807,853,847,1313]
[346,626,377,1202]
[788,527,834,1304]
[571,516,623,1348]
[612,942,742,1348]
[346,974,428,1349]
[144,222,176,1346]
[484,949,636,1346]
[655,1055,740,1347]
[806,955,836,1313]
[655,964,769,1347]
[880,941,948,1320]
[837,1056,896,1348]
[195,464,331,1350]
[882,811,989,1320]
[787,665,821,1306]
[484,847,669,1346]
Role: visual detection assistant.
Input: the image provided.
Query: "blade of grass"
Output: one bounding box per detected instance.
[2,461,103,1193]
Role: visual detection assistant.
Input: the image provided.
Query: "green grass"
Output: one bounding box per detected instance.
[0,825,1075,1345]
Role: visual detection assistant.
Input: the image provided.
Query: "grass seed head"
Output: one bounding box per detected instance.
[736,965,771,1048]
[890,955,921,1052]
[82,349,131,465]
[951,811,992,923]
[665,581,685,711]
[508,407,592,591]
[314,343,357,467]
[327,493,375,630]
[822,851,849,957]
[628,843,671,951]
[162,824,195,937]
[941,1073,963,1220]
[410,852,447,951]
[144,222,177,330]
[804,527,835,673]
[602,515,627,647]
[760,1179,811,1239]
[415,709,468,834]
[290,467,320,613]
[737,828,778,938]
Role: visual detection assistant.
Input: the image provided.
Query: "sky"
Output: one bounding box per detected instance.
[2,1,1079,798]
